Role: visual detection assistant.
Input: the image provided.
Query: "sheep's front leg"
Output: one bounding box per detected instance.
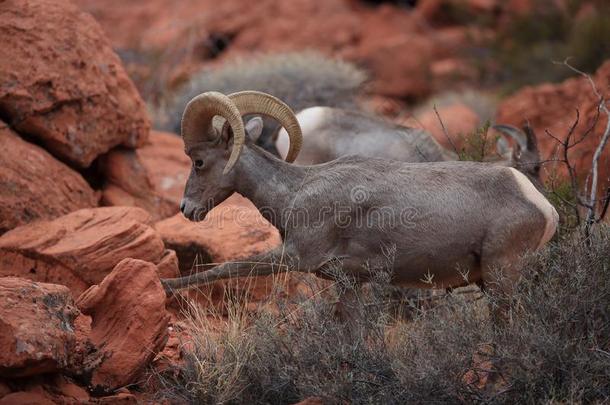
[314,256,372,327]
[161,247,297,292]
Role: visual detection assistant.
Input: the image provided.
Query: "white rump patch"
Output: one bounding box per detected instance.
[277,106,329,159]
[509,168,559,249]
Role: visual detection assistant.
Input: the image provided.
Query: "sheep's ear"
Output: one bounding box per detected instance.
[245,117,264,142]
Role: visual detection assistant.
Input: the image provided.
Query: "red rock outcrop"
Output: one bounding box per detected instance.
[0,375,92,404]
[99,147,177,221]
[156,249,181,280]
[77,259,170,393]
[0,207,169,296]
[0,278,79,377]
[496,60,610,187]
[348,33,434,99]
[75,0,480,100]
[0,391,56,405]
[412,103,482,150]
[155,193,292,306]
[138,131,191,207]
[0,0,149,168]
[98,130,189,220]
[0,122,98,234]
[155,194,281,272]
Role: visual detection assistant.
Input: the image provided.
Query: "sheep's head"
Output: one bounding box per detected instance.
[495,124,542,184]
[179,91,302,221]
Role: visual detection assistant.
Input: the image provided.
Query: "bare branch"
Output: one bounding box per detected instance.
[433,105,460,157]
[553,58,610,234]
[586,107,610,227]
[595,187,610,223]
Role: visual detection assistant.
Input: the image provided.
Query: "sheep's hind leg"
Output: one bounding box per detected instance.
[161,247,297,292]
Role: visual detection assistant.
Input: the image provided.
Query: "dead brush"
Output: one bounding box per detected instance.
[153,225,609,404]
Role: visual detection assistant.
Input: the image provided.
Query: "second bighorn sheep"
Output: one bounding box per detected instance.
[259,107,542,185]
[162,91,558,299]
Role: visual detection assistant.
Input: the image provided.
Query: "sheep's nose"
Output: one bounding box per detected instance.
[180,199,186,213]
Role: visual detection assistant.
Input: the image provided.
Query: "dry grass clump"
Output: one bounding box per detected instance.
[157,226,610,404]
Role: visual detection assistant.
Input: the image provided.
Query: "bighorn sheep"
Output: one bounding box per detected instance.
[263,107,542,184]
[162,91,558,300]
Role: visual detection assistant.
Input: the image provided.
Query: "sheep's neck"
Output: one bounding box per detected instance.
[233,145,308,235]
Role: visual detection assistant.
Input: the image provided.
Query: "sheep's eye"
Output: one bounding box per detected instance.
[194,159,204,169]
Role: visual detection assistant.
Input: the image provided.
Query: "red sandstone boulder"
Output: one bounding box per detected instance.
[349,35,434,99]
[0,0,149,168]
[155,194,281,272]
[155,194,287,306]
[431,57,479,89]
[0,375,92,404]
[77,259,170,393]
[496,60,610,187]
[0,207,169,296]
[0,391,55,405]
[0,278,79,377]
[75,0,471,100]
[138,131,191,207]
[156,249,180,280]
[99,131,189,220]
[0,122,98,234]
[99,147,177,221]
[413,103,482,150]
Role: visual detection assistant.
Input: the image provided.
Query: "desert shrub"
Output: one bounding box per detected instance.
[489,228,610,403]
[158,227,610,404]
[157,52,366,134]
[456,121,499,162]
[545,174,582,234]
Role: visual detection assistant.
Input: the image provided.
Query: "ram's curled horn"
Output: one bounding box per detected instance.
[522,123,539,152]
[181,91,245,174]
[493,124,528,152]
[496,135,512,157]
[228,91,303,163]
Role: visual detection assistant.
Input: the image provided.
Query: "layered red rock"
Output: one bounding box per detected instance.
[156,249,181,279]
[0,122,97,234]
[155,194,281,272]
[496,60,610,188]
[99,146,177,221]
[0,278,79,377]
[138,131,191,207]
[99,131,189,220]
[0,207,168,296]
[75,0,479,100]
[0,0,149,168]
[156,194,287,306]
[77,259,170,393]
